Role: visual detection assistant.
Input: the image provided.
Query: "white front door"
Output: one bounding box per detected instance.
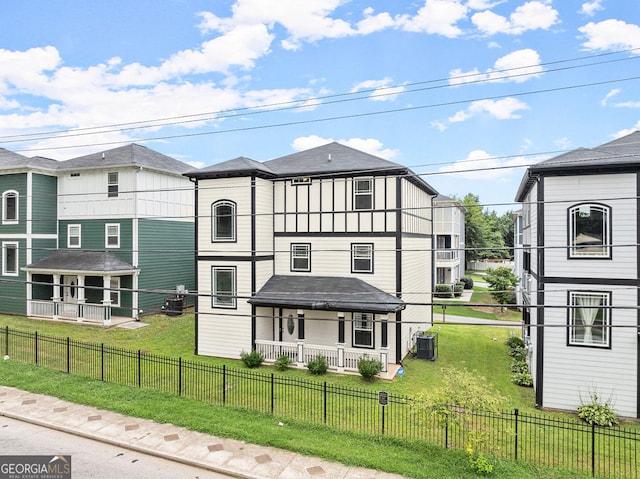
[63,275,78,304]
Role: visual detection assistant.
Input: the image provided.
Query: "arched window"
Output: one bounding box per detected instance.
[568,203,610,258]
[2,190,18,224]
[212,200,236,241]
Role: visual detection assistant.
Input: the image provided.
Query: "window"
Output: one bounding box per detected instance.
[2,242,18,276]
[569,204,610,258]
[212,267,236,308]
[108,172,119,198]
[2,190,18,224]
[68,224,81,248]
[109,277,121,307]
[353,177,373,210]
[291,243,311,272]
[291,177,311,185]
[353,312,374,348]
[212,200,236,241]
[352,243,373,273]
[568,291,610,348]
[105,223,120,248]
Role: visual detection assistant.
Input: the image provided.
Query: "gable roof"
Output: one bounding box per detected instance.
[0,149,59,172]
[185,156,275,179]
[515,131,640,201]
[58,144,193,175]
[248,275,405,313]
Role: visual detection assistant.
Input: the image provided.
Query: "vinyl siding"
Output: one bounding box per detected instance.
[31,174,58,235]
[58,219,133,264]
[0,238,27,314]
[135,169,193,221]
[0,173,27,235]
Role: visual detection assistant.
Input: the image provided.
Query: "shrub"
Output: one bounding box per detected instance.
[434,284,453,298]
[307,355,328,375]
[461,276,474,289]
[453,282,464,297]
[510,359,528,374]
[505,335,525,349]
[358,356,382,380]
[577,393,618,427]
[274,354,292,371]
[508,345,526,362]
[240,349,264,368]
[511,372,533,387]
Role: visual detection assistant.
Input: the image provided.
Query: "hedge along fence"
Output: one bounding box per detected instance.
[1,326,639,478]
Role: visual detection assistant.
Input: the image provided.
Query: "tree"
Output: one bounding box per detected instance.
[484,266,519,311]
[460,194,513,262]
[460,193,490,263]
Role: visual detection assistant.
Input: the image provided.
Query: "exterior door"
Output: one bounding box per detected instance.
[63,275,78,303]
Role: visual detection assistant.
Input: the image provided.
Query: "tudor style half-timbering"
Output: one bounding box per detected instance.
[0,144,194,324]
[185,142,437,376]
[515,131,640,418]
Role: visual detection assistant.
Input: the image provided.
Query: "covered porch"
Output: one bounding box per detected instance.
[23,250,139,326]
[249,275,405,377]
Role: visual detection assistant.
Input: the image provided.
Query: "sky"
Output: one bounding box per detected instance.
[1,0,640,213]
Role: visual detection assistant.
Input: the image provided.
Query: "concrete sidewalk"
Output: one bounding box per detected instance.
[0,386,405,479]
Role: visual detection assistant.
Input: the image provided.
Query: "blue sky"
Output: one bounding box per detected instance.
[1,0,639,212]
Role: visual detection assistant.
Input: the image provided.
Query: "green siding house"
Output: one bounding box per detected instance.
[0,144,194,324]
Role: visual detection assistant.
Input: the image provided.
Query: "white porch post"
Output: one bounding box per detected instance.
[380,314,389,373]
[77,275,86,322]
[296,309,305,367]
[336,312,345,371]
[26,272,32,317]
[102,275,112,326]
[52,274,61,320]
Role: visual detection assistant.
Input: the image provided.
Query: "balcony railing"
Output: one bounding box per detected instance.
[254,339,389,373]
[435,250,460,261]
[28,300,112,324]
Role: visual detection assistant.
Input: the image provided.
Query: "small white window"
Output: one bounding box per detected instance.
[212,267,236,308]
[353,178,373,210]
[212,200,236,242]
[108,172,119,198]
[291,243,311,272]
[569,291,611,348]
[106,223,120,248]
[2,242,18,276]
[110,277,121,307]
[2,190,18,224]
[292,177,311,185]
[68,224,81,248]
[352,244,373,273]
[353,312,374,348]
[569,204,610,258]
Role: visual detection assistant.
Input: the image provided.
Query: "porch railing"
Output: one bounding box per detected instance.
[28,300,111,324]
[255,340,389,373]
[435,250,459,261]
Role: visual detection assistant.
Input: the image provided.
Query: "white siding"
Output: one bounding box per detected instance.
[136,169,194,221]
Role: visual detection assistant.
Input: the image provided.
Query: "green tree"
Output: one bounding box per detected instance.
[460,193,489,263]
[484,266,519,311]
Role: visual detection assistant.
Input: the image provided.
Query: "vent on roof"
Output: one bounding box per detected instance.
[70,173,80,177]
[327,154,332,162]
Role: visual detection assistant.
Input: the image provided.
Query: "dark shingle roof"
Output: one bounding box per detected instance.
[58,144,193,175]
[24,250,138,274]
[248,275,405,313]
[185,156,274,179]
[516,131,640,201]
[0,149,58,172]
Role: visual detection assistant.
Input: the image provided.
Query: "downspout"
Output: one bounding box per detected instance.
[189,176,199,355]
[395,177,403,364]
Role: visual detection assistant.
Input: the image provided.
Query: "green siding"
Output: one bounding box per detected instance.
[31,238,58,264]
[0,238,27,314]
[58,219,133,264]
[32,174,58,235]
[0,173,27,235]
[137,219,195,315]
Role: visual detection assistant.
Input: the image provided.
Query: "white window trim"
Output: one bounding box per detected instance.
[108,172,119,198]
[2,190,19,225]
[568,291,610,348]
[110,277,121,307]
[212,266,236,308]
[212,200,236,242]
[353,312,374,348]
[291,243,311,272]
[353,177,373,210]
[352,243,373,273]
[2,241,19,276]
[68,224,81,248]
[569,203,610,258]
[105,223,120,248]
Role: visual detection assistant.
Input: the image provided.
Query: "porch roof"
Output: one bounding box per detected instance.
[23,250,138,275]
[248,275,405,313]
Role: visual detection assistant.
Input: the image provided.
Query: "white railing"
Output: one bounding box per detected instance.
[27,300,111,324]
[30,300,55,318]
[436,250,459,261]
[255,339,388,373]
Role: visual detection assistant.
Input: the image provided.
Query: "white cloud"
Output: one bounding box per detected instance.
[438,149,529,180]
[350,78,406,101]
[613,122,640,139]
[448,97,530,123]
[579,0,604,17]
[291,135,399,159]
[554,137,572,150]
[356,8,395,34]
[472,1,559,35]
[449,48,543,85]
[395,0,468,38]
[579,19,640,51]
[600,88,620,106]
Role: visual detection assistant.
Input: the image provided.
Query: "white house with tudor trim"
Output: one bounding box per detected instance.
[185,142,437,376]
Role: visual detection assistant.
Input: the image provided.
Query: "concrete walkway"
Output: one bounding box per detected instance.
[0,386,405,479]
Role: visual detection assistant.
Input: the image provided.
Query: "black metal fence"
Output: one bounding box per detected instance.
[1,326,638,478]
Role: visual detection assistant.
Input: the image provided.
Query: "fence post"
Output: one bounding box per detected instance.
[323,382,327,424]
[271,373,274,414]
[178,357,182,397]
[137,350,141,388]
[35,331,38,365]
[381,405,385,435]
[514,408,519,461]
[4,325,8,357]
[222,365,227,405]
[591,424,596,477]
[101,343,104,382]
[66,337,70,374]
[445,413,449,449]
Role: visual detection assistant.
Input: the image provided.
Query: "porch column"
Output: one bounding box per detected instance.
[380,314,389,373]
[26,272,32,317]
[296,310,305,367]
[102,275,112,326]
[52,274,62,320]
[336,312,345,371]
[76,275,86,322]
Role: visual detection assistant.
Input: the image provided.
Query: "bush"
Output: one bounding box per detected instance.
[577,393,618,426]
[510,359,528,374]
[307,355,328,375]
[511,372,533,387]
[461,276,474,289]
[274,354,292,371]
[505,335,525,349]
[240,349,264,368]
[454,282,464,297]
[358,356,382,380]
[508,345,526,362]
[434,284,453,298]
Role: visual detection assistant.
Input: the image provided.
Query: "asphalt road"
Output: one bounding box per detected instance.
[0,416,233,479]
